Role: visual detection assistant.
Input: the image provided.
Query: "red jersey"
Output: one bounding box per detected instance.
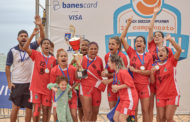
[154,55,180,99]
[50,64,79,86]
[148,40,173,62]
[105,51,128,76]
[81,55,103,87]
[30,50,56,95]
[115,69,138,103]
[127,46,153,85]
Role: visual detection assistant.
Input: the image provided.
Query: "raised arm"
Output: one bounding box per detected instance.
[34,15,44,45]
[165,34,182,60]
[148,7,160,43]
[47,83,58,92]
[120,17,132,51]
[23,28,39,56]
[47,83,57,90]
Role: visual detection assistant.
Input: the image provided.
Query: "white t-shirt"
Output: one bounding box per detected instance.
[6,41,39,84]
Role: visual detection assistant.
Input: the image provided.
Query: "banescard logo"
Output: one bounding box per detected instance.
[62,1,98,9]
[132,0,162,18]
[105,0,189,60]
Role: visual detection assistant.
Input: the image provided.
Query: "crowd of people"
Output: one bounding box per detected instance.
[6,7,182,122]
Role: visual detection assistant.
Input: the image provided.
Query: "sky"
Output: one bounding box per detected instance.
[0,0,45,54]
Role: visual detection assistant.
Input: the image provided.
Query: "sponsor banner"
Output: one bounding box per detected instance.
[0,72,11,108]
[50,0,190,113]
[106,0,189,60]
[50,0,100,55]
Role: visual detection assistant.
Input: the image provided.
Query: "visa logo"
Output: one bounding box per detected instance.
[69,15,82,20]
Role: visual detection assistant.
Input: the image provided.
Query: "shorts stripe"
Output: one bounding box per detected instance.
[147,85,151,96]
[173,68,180,96]
[30,91,33,102]
[175,96,179,105]
[124,108,128,114]
[80,85,83,96]
[128,88,133,110]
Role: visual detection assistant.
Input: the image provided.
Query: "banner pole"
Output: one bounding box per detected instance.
[45,0,49,38]
[35,0,39,40]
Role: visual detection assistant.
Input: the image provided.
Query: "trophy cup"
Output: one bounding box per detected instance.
[69,25,87,79]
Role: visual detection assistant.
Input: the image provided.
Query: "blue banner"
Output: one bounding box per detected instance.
[0,72,12,108]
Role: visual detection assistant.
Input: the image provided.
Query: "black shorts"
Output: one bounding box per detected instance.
[9,83,32,109]
[76,89,82,108]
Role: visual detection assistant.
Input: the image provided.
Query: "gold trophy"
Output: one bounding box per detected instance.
[69,25,87,79]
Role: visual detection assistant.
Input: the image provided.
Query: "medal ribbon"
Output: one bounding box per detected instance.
[54,91,65,102]
[19,51,26,62]
[87,55,96,69]
[136,52,145,65]
[112,72,118,85]
[156,47,161,62]
[42,53,50,69]
[58,65,70,83]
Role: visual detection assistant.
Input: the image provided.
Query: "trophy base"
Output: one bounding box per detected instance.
[77,69,88,79]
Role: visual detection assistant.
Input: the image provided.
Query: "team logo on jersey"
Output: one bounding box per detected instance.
[132,0,163,18]
[157,99,160,102]
[141,92,144,95]
[96,100,100,104]
[164,67,167,72]
[35,95,38,99]
[108,92,111,97]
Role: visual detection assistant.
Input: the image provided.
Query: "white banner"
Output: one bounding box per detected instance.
[49,0,190,113]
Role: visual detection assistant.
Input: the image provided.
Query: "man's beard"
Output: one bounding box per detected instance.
[19,40,26,47]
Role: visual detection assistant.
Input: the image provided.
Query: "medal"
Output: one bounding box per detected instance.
[82,69,88,79]
[45,68,49,73]
[140,66,145,70]
[155,65,159,70]
[77,71,82,78]
[104,69,108,74]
